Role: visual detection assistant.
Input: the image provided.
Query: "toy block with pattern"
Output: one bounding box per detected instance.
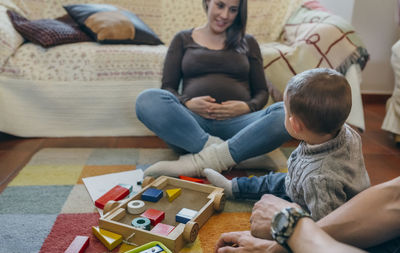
[131,217,151,231]
[150,223,175,236]
[141,208,165,226]
[176,208,198,224]
[166,188,181,202]
[95,184,130,209]
[92,226,123,251]
[179,175,204,184]
[64,235,89,253]
[141,187,163,202]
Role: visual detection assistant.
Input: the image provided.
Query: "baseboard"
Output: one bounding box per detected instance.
[362,94,391,104]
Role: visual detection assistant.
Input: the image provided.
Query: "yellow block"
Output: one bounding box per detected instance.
[92,226,123,251]
[166,188,181,202]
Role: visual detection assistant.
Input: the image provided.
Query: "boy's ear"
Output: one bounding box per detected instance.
[289,115,303,134]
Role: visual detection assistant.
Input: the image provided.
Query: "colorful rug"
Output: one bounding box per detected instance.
[0,147,293,253]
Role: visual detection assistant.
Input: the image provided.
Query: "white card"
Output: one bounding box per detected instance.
[82,170,144,215]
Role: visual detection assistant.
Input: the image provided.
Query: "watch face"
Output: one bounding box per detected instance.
[273,212,289,232]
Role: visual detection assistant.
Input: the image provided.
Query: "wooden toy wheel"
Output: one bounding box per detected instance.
[103,200,119,215]
[183,221,199,243]
[142,176,155,187]
[213,192,226,212]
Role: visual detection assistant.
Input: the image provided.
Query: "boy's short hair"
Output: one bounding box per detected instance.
[285,68,352,135]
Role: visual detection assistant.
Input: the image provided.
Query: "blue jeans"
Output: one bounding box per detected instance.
[232,172,290,200]
[135,89,291,163]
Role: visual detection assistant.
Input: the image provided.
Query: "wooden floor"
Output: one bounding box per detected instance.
[1,97,399,193]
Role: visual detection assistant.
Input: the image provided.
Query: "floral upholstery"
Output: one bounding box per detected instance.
[0,5,24,67]
[0,0,369,137]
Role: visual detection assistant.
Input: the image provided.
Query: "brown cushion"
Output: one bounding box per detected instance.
[7,10,92,48]
[84,11,135,41]
[63,4,163,45]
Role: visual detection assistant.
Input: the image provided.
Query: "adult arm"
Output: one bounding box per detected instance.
[251,177,400,249]
[288,217,366,253]
[161,31,190,103]
[244,35,269,112]
[214,221,365,253]
[318,176,400,248]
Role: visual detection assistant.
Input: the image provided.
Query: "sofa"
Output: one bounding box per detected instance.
[0,0,369,137]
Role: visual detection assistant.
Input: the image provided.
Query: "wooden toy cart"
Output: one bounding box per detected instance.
[98,176,226,252]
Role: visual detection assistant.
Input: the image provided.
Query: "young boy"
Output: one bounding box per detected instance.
[204,68,371,220]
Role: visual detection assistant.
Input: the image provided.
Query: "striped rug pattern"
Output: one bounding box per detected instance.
[0,147,292,253]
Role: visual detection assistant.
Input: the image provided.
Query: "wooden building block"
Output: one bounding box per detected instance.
[131,217,151,230]
[176,208,198,224]
[151,223,175,236]
[95,185,130,209]
[92,226,122,251]
[141,188,163,202]
[141,208,165,226]
[178,175,204,184]
[166,188,181,202]
[64,235,89,253]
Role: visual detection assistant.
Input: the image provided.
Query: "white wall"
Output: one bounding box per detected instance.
[318,0,355,23]
[319,0,400,94]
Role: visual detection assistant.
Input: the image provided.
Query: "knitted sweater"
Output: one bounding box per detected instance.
[285,124,370,220]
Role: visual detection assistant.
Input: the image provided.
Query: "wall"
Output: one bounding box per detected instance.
[319,0,400,94]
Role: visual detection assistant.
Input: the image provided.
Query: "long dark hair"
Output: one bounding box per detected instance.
[203,0,248,53]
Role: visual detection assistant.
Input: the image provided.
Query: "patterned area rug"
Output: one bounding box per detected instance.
[0,147,293,253]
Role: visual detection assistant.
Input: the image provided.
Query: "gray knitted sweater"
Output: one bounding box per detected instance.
[285,124,370,220]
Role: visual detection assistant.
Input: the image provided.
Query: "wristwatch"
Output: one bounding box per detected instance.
[271,207,311,252]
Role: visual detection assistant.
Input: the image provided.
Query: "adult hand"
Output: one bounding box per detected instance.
[250,194,300,239]
[185,96,218,119]
[209,100,251,120]
[215,231,285,253]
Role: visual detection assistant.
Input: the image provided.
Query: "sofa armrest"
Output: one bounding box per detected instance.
[283,1,369,71]
[0,5,24,68]
[262,1,369,102]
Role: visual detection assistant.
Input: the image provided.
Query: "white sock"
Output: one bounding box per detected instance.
[203,168,233,198]
[204,135,224,148]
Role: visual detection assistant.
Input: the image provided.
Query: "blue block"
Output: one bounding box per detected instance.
[141,188,163,202]
[175,208,198,224]
[176,214,191,224]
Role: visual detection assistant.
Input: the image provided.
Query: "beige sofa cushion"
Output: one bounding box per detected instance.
[2,42,166,82]
[246,0,304,43]
[159,0,304,45]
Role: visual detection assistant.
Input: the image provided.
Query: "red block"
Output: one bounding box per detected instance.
[179,175,204,184]
[151,223,175,236]
[141,208,165,226]
[64,235,89,253]
[95,185,130,209]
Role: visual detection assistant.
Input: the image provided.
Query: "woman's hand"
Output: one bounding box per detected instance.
[185,98,251,120]
[215,231,284,253]
[250,194,300,239]
[185,96,218,119]
[209,101,251,120]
